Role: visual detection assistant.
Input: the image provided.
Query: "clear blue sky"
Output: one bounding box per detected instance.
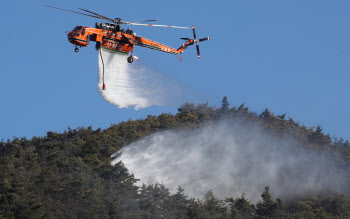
[1,0,350,140]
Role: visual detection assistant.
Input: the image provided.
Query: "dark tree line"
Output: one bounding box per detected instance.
[1,97,350,218]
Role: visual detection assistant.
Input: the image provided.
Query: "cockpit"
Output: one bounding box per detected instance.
[72,26,86,36]
[73,26,82,31]
[67,25,89,50]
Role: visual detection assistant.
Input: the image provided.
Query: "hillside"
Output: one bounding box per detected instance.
[1,99,350,218]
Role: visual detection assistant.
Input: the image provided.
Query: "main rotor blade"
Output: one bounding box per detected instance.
[45,5,101,19]
[130,19,158,23]
[124,22,192,29]
[78,8,115,23]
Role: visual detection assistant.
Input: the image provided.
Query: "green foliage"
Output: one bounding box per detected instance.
[1,99,350,218]
[256,187,284,218]
[226,194,256,218]
[203,190,228,218]
[220,96,230,114]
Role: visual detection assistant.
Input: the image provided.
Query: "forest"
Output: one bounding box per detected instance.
[1,97,350,218]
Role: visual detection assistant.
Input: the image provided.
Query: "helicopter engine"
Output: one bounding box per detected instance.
[95,22,123,32]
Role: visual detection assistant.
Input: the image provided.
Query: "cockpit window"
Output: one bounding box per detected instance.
[81,29,85,35]
[73,26,82,31]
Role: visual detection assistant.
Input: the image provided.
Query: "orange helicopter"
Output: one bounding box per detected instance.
[46,5,210,64]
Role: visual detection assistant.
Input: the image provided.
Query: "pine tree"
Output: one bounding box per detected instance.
[256,187,284,218]
[220,96,230,113]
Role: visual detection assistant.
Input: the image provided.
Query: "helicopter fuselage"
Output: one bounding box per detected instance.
[67,23,193,57]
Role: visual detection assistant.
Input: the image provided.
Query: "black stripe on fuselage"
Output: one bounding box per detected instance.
[68,37,88,43]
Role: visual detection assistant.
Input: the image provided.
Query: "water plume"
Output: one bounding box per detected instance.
[112,120,349,202]
[98,48,186,109]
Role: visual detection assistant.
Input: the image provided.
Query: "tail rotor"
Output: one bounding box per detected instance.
[181,26,210,58]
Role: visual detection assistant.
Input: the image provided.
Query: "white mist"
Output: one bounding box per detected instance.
[112,120,347,202]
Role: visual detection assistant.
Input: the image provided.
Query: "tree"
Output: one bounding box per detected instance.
[226,194,256,218]
[203,190,228,218]
[256,187,284,218]
[220,96,230,113]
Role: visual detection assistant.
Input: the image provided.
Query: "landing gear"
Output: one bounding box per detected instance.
[75,47,79,52]
[127,56,133,63]
[128,44,135,64]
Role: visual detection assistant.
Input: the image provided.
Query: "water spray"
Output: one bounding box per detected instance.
[112,120,348,202]
[97,48,189,109]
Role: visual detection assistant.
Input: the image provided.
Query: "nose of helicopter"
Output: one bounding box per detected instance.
[67,28,89,47]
